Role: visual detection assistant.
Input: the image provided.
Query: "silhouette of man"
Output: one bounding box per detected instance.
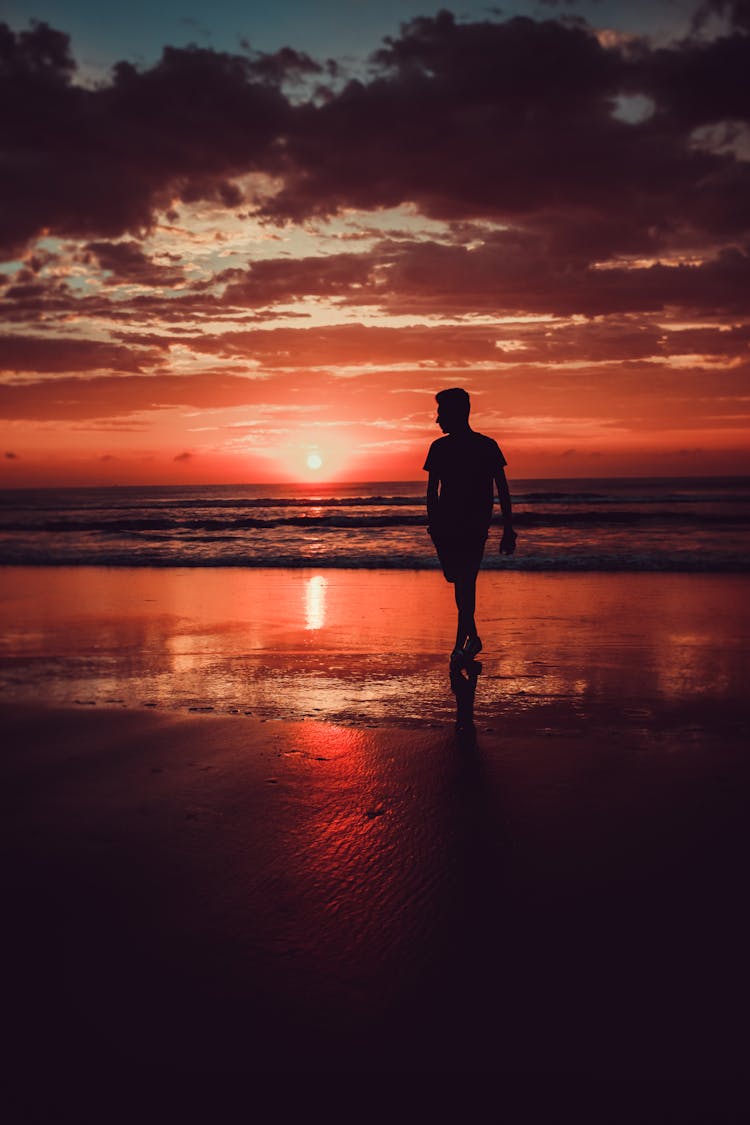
[424,387,516,662]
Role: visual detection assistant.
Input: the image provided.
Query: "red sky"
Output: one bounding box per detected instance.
[1,5,749,485]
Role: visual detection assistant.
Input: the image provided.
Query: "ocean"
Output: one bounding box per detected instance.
[0,476,748,572]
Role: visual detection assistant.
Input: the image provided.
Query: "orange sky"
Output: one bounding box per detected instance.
[2,10,749,486]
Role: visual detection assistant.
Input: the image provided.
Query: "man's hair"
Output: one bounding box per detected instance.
[436,387,470,418]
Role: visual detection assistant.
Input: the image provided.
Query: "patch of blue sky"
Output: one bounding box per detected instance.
[611,93,656,124]
[3,0,700,82]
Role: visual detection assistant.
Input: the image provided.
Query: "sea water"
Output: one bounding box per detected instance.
[1,476,748,571]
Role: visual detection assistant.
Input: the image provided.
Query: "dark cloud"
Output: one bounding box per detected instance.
[2,11,749,260]
[263,11,750,257]
[216,238,750,318]
[219,251,379,305]
[0,22,294,256]
[244,45,324,85]
[173,451,193,461]
[0,269,299,326]
[6,236,750,327]
[0,333,158,372]
[5,450,19,458]
[637,27,750,131]
[82,240,185,285]
[0,20,74,77]
[0,277,204,324]
[3,283,51,301]
[692,1,750,34]
[183,318,750,369]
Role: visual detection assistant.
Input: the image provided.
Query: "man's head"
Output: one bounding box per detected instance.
[436,387,471,433]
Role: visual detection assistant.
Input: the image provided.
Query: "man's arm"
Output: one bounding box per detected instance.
[495,469,517,554]
[426,471,440,536]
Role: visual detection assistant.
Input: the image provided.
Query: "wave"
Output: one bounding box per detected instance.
[519,492,750,505]
[2,478,747,573]
[3,510,747,534]
[0,494,423,513]
[3,489,750,515]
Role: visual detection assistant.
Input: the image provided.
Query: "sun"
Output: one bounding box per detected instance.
[280,437,349,482]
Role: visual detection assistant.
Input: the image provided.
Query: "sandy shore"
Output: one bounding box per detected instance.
[5,697,749,1078]
[3,567,749,1078]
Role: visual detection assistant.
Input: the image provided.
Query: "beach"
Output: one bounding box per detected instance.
[4,567,750,1077]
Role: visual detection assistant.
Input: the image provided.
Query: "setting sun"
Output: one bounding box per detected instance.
[306,453,323,471]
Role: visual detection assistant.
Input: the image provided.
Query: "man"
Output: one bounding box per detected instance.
[424,387,516,663]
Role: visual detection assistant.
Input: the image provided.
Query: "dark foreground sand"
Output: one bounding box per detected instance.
[5,699,749,1078]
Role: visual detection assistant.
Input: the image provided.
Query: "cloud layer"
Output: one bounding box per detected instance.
[1,6,749,481]
[3,10,749,252]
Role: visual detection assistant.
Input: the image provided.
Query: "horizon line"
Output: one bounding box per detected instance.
[2,472,749,494]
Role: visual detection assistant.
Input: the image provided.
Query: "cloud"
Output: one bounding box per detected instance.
[6,236,750,329]
[173,451,193,461]
[2,11,749,261]
[214,237,750,319]
[186,322,505,366]
[244,45,324,85]
[1,10,749,480]
[82,240,185,285]
[180,316,750,373]
[0,371,270,420]
[692,1,750,35]
[219,251,379,305]
[264,11,750,257]
[0,334,159,373]
[0,22,295,255]
[5,450,19,458]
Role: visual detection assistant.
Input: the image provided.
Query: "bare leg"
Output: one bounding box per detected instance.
[453,569,478,650]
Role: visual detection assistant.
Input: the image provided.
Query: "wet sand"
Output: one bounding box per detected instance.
[5,697,750,1079]
[3,568,750,1077]
[2,567,749,725]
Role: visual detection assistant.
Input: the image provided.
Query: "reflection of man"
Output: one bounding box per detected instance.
[424,387,516,663]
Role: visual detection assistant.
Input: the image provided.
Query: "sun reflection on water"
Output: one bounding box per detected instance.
[305,574,328,631]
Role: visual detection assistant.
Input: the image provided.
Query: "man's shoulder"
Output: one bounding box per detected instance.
[424,434,450,459]
[470,430,499,449]
[424,430,506,473]
[423,434,449,472]
[471,431,506,465]
[428,435,451,452]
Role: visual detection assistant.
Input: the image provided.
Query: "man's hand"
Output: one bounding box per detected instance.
[499,528,517,555]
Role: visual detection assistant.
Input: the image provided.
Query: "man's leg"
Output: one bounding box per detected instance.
[453,568,479,650]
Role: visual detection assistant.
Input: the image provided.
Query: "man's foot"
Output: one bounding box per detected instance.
[463,635,483,659]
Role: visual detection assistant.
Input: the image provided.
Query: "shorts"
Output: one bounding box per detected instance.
[430,531,488,583]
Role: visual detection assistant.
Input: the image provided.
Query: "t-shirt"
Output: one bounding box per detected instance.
[423,429,507,536]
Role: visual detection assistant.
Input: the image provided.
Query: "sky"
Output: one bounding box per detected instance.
[1,0,749,485]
